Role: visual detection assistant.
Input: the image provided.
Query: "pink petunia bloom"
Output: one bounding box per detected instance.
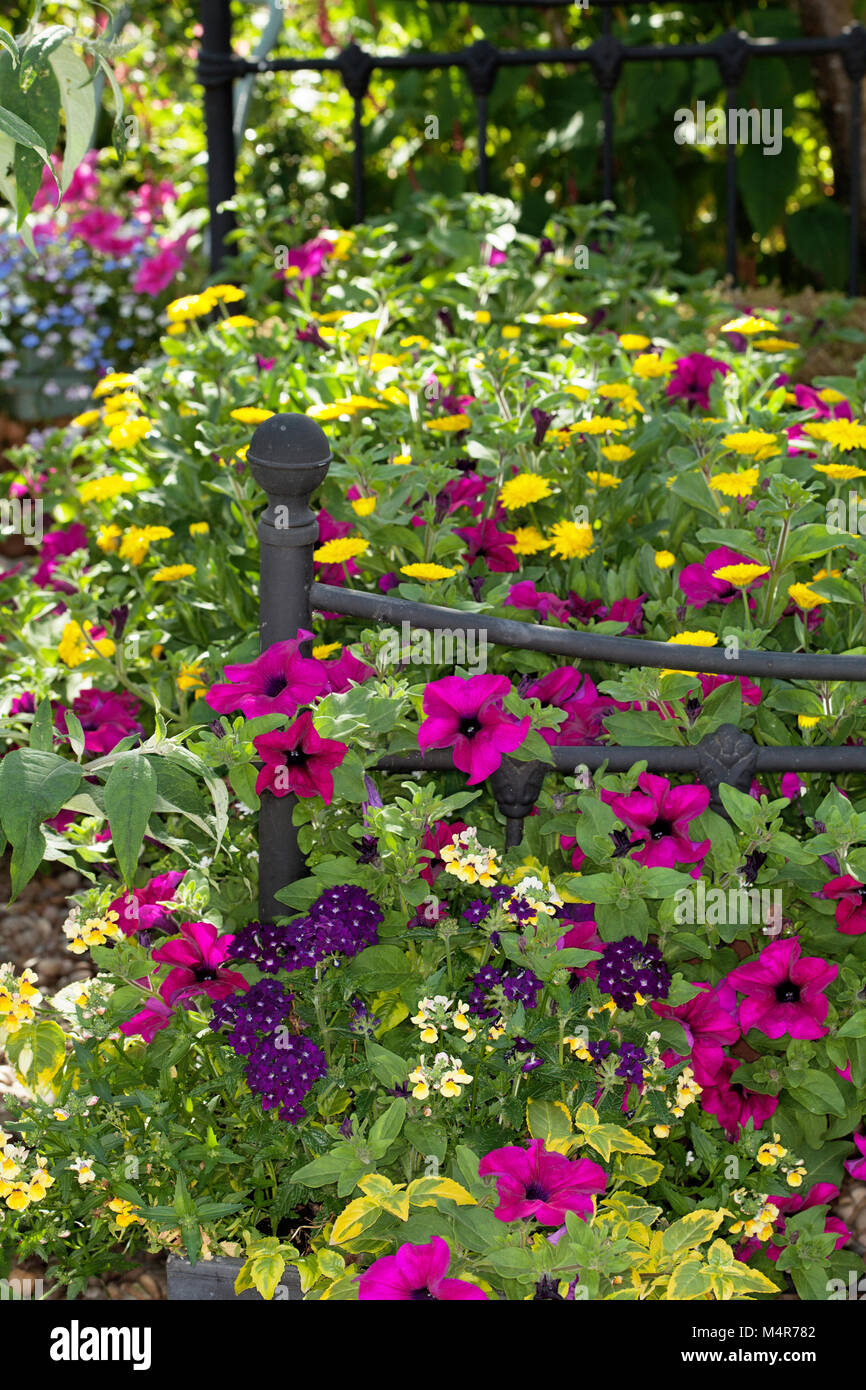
[693,1053,779,1141]
[602,772,710,869]
[282,236,333,287]
[606,596,646,635]
[55,688,143,755]
[206,633,329,718]
[68,209,139,257]
[780,771,806,802]
[479,1137,607,1225]
[567,592,606,625]
[132,180,177,227]
[418,674,530,785]
[679,547,766,610]
[32,523,88,592]
[153,921,248,1006]
[419,820,468,886]
[358,1236,487,1300]
[698,672,763,707]
[726,936,837,1040]
[506,580,571,624]
[109,871,186,938]
[560,834,586,872]
[845,1133,866,1180]
[133,241,185,295]
[820,876,866,935]
[119,988,174,1043]
[555,909,603,980]
[32,150,100,212]
[666,353,730,410]
[523,667,608,745]
[437,471,491,517]
[456,518,520,573]
[652,981,740,1075]
[321,647,375,693]
[253,711,347,804]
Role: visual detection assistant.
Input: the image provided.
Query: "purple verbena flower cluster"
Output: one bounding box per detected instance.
[210,979,326,1124]
[467,964,543,1019]
[597,936,671,1010]
[231,885,382,975]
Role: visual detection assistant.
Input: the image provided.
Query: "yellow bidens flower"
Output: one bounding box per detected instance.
[313,536,369,564]
[96,524,122,553]
[58,620,116,668]
[425,414,470,432]
[709,468,760,498]
[788,583,829,611]
[400,563,460,581]
[78,474,132,504]
[108,416,153,450]
[598,382,643,414]
[720,315,777,335]
[189,521,210,536]
[107,1197,143,1229]
[441,827,500,886]
[548,519,595,560]
[812,461,866,480]
[177,661,206,695]
[804,419,866,452]
[601,444,635,463]
[499,473,553,509]
[711,563,770,587]
[661,630,718,678]
[721,430,779,460]
[119,525,174,566]
[633,354,675,380]
[586,470,621,489]
[351,496,377,517]
[655,550,676,570]
[619,333,651,350]
[563,1034,593,1062]
[537,312,588,330]
[152,564,196,583]
[511,526,551,556]
[230,407,274,424]
[92,373,136,398]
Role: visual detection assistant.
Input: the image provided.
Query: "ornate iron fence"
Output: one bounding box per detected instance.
[198,0,866,292]
[248,414,866,921]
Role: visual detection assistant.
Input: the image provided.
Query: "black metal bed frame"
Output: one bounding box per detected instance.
[198,0,866,292]
[248,415,866,921]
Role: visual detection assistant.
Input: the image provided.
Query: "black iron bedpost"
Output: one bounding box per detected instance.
[248,414,332,921]
[200,0,237,275]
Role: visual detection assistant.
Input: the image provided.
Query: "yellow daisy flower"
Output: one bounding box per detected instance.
[548,520,595,559]
[152,564,196,582]
[230,407,274,424]
[720,315,777,335]
[601,444,635,462]
[425,414,470,432]
[711,563,771,587]
[511,526,551,555]
[313,537,369,564]
[788,583,830,611]
[400,563,460,581]
[655,550,676,570]
[586,470,621,489]
[537,312,588,330]
[619,333,651,350]
[351,496,377,517]
[499,473,553,509]
[721,430,779,460]
[709,469,760,498]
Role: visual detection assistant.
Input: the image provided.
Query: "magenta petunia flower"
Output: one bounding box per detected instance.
[133,241,185,295]
[55,687,143,755]
[844,1133,866,1180]
[726,936,837,1040]
[358,1236,487,1300]
[153,921,248,1006]
[507,580,571,624]
[523,667,608,744]
[679,547,766,610]
[698,672,763,707]
[420,820,468,886]
[109,871,186,937]
[820,876,866,935]
[69,209,139,257]
[606,596,646,635]
[321,647,375,693]
[479,1137,607,1225]
[651,981,740,1074]
[32,523,88,593]
[693,1053,779,1141]
[119,987,174,1043]
[418,674,530,785]
[666,353,730,410]
[253,711,347,803]
[602,772,710,868]
[206,633,329,718]
[555,913,603,980]
[456,518,519,573]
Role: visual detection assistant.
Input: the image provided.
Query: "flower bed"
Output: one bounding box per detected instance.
[1,195,865,1301]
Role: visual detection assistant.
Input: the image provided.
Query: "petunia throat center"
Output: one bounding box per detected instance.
[458,716,482,738]
[774,980,801,1004]
[648,815,675,841]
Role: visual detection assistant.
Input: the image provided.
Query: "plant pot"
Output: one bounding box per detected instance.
[0,370,94,423]
[165,1254,302,1301]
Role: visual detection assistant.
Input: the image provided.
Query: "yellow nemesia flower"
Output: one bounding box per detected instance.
[177,662,206,693]
[92,373,136,398]
[108,417,153,450]
[96,524,122,553]
[207,283,246,304]
[71,409,101,427]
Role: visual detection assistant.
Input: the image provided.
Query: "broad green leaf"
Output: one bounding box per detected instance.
[29,697,55,752]
[47,43,95,196]
[661,1208,726,1257]
[330,1197,381,1246]
[368,1098,406,1151]
[667,1255,714,1299]
[526,1098,573,1154]
[364,1039,408,1088]
[104,755,157,886]
[6,1019,66,1092]
[405,1176,476,1208]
